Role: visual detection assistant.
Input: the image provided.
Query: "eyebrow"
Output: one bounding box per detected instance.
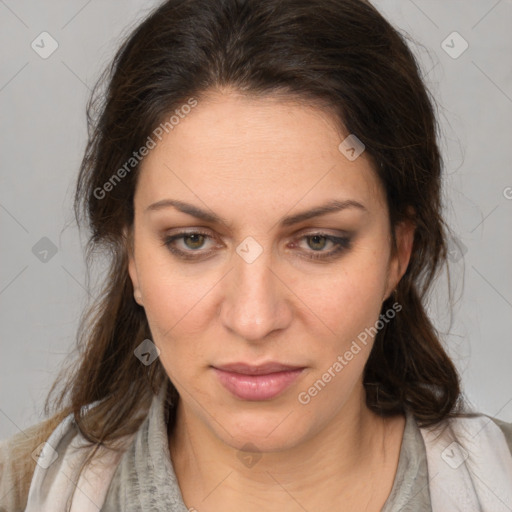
[145,198,367,228]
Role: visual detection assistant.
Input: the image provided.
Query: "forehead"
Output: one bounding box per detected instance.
[135,91,386,221]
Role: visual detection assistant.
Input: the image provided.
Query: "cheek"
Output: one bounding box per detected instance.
[296,247,389,344]
[136,258,221,378]
[142,272,216,340]
[133,231,214,330]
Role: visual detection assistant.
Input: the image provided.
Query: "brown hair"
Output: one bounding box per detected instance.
[16,0,478,503]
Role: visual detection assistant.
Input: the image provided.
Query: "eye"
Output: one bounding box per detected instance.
[161,230,352,261]
[293,233,351,261]
[161,230,217,260]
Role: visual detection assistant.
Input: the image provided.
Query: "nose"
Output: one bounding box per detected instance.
[220,244,292,342]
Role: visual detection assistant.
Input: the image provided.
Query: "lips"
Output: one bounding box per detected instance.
[212,362,306,401]
[214,362,304,375]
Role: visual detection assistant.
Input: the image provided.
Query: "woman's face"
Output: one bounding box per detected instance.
[128,90,413,452]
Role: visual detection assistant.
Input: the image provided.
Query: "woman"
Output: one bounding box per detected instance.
[1,0,511,510]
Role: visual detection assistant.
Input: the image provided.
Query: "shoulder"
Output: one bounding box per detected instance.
[418,411,512,442]
[0,413,67,512]
[22,410,137,512]
[417,411,512,510]
[417,410,512,480]
[486,414,512,455]
[0,397,146,512]
[450,412,512,455]
[0,410,114,512]
[416,410,512,475]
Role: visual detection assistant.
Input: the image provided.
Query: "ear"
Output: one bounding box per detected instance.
[384,218,415,301]
[124,226,144,306]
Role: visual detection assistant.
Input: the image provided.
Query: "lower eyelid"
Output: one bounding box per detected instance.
[296,236,351,259]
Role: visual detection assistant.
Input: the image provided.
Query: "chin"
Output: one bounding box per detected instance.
[210,406,308,452]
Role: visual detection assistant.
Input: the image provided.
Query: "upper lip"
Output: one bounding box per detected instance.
[213,362,305,375]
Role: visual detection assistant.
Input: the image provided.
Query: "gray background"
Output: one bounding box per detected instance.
[1,0,511,440]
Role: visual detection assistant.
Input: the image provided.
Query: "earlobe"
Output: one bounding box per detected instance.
[396,219,415,279]
[385,219,415,301]
[128,254,144,306]
[124,227,143,306]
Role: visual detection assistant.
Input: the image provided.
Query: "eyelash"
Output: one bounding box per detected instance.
[161,230,351,261]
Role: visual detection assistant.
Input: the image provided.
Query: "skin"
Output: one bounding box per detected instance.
[127,89,415,511]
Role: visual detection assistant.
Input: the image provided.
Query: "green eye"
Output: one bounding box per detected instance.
[298,234,351,260]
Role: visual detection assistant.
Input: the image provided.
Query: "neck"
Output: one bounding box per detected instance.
[168,386,404,511]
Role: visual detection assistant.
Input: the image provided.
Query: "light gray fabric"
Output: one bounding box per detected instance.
[380,408,431,512]
[101,383,188,512]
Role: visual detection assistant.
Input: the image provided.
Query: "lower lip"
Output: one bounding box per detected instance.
[213,368,305,401]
